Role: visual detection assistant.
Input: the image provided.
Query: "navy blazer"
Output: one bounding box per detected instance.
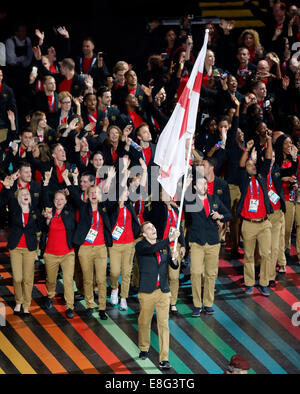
[237,158,273,218]
[2,189,42,251]
[107,200,141,240]
[136,237,179,294]
[42,185,76,249]
[67,185,113,247]
[185,194,232,246]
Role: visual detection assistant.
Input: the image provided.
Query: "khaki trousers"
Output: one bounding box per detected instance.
[0,128,8,143]
[169,243,182,306]
[44,252,75,310]
[190,242,220,308]
[268,209,285,281]
[138,290,171,362]
[9,248,36,308]
[229,184,241,251]
[277,213,287,267]
[109,242,135,299]
[284,201,295,250]
[131,236,143,288]
[241,219,271,287]
[78,245,108,310]
[295,203,300,260]
[74,245,84,295]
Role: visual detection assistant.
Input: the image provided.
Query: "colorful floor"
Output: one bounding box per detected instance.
[0,237,299,375]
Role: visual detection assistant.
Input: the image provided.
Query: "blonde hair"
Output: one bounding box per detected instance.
[58,91,73,108]
[238,29,261,51]
[16,188,31,207]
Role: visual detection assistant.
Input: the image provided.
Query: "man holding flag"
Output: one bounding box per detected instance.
[153,29,231,317]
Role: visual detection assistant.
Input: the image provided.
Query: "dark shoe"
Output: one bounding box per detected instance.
[230,249,244,260]
[139,351,149,360]
[285,248,290,257]
[269,280,276,288]
[170,305,178,316]
[85,308,93,320]
[203,306,215,315]
[99,310,108,320]
[44,297,53,310]
[192,307,202,317]
[74,292,84,301]
[159,361,171,370]
[66,308,74,319]
[258,285,270,297]
[129,286,139,295]
[245,286,254,295]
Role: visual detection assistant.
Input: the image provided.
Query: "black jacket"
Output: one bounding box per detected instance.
[212,176,231,211]
[107,200,141,240]
[185,194,232,246]
[42,185,76,249]
[237,158,273,218]
[2,189,42,251]
[136,237,179,293]
[67,185,112,247]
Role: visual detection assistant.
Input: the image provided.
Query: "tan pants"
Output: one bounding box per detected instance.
[190,242,220,308]
[9,248,36,308]
[295,203,300,260]
[284,201,295,250]
[268,209,285,281]
[78,245,108,310]
[241,219,271,287]
[74,246,84,295]
[138,290,171,362]
[169,243,182,306]
[0,128,8,143]
[44,252,75,310]
[277,213,287,267]
[109,242,135,299]
[229,184,241,251]
[131,236,143,288]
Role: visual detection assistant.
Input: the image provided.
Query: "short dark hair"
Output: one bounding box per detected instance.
[203,157,217,168]
[81,172,95,183]
[97,86,110,98]
[18,161,31,171]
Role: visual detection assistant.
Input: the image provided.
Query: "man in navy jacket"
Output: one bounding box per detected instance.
[135,221,179,370]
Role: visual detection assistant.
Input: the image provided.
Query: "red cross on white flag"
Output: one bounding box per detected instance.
[154,30,209,198]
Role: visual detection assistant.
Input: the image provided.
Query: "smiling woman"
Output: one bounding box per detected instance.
[0,182,42,316]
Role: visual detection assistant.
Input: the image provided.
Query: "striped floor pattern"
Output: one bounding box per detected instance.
[0,242,299,374]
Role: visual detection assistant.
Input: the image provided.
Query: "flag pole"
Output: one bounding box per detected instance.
[173,29,209,253]
[173,133,194,252]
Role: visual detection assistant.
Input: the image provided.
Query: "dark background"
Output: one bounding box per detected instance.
[0,1,201,73]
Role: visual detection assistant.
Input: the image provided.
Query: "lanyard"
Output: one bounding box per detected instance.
[168,207,178,227]
[92,211,100,230]
[49,94,55,112]
[119,206,127,228]
[88,113,97,123]
[81,192,86,201]
[22,213,27,227]
[80,56,97,73]
[249,178,259,198]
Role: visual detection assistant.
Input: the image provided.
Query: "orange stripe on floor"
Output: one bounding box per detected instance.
[0,265,99,374]
[0,296,67,374]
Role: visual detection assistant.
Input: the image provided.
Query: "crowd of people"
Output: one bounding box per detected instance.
[0,0,300,370]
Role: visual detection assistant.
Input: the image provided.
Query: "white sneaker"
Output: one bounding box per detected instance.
[120,298,128,311]
[110,289,119,305]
